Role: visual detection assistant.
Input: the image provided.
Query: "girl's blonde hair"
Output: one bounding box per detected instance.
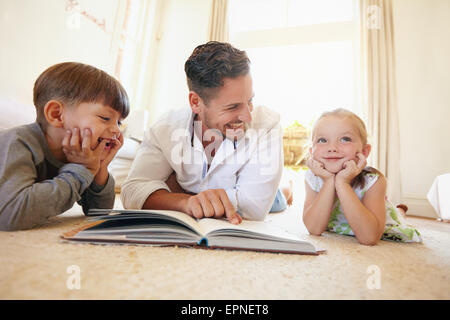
[310,108,382,189]
[311,108,368,145]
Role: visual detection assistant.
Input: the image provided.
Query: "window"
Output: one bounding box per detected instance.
[229,0,359,128]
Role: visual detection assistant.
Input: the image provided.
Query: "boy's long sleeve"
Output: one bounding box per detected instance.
[0,123,115,231]
[78,173,115,214]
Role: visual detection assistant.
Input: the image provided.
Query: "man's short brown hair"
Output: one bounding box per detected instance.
[184,41,250,104]
[33,62,130,129]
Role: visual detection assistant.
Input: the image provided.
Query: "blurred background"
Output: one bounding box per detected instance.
[0,0,449,218]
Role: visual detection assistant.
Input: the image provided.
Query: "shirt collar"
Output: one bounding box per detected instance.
[188,112,241,150]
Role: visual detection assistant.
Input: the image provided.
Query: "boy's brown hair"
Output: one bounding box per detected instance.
[184,41,250,104]
[33,62,130,129]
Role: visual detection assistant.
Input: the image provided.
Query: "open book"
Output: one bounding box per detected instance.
[62,209,322,255]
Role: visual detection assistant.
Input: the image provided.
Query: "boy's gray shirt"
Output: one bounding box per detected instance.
[0,122,115,231]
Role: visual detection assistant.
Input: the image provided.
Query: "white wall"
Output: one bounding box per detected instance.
[393,0,450,217]
[146,0,211,123]
[0,0,121,107]
[0,0,211,131]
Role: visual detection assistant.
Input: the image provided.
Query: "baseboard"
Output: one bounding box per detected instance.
[402,196,438,219]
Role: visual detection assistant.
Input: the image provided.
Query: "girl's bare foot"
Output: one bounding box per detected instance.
[396,204,408,218]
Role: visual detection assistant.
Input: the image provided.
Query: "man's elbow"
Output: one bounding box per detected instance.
[120,189,131,209]
[120,181,138,209]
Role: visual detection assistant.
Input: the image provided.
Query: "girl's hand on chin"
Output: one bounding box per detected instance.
[306,157,335,181]
[336,152,367,184]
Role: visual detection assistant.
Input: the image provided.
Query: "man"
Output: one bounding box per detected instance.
[121,41,285,224]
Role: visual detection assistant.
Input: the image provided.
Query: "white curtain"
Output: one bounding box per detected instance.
[113,0,162,114]
[208,0,229,42]
[360,0,401,204]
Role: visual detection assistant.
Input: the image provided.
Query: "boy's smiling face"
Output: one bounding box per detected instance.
[62,102,123,159]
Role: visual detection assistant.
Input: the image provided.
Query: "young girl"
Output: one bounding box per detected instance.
[303,108,421,245]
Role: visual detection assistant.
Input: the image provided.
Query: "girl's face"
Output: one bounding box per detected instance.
[310,116,370,174]
[62,102,123,160]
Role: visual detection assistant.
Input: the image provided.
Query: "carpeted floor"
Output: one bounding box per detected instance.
[1,187,449,300]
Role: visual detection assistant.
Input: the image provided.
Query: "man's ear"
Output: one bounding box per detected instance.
[188,91,202,114]
[362,144,371,158]
[43,100,65,128]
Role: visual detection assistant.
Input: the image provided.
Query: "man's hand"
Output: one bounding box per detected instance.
[184,189,242,225]
[306,157,335,181]
[335,152,367,185]
[62,128,107,176]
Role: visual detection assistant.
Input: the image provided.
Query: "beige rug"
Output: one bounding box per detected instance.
[1,189,449,300]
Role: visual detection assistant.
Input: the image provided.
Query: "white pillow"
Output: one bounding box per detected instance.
[0,97,36,130]
[108,138,141,190]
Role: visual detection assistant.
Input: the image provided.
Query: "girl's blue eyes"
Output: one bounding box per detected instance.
[316,137,352,143]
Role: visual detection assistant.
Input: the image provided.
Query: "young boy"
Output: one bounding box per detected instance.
[0,62,130,231]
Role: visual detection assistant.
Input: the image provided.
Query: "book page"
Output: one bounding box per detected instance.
[88,209,207,237]
[198,217,304,242]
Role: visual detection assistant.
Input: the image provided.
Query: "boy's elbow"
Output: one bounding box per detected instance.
[0,216,31,231]
[0,221,16,231]
[0,202,45,231]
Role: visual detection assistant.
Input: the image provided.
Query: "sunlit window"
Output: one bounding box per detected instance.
[229,0,358,128]
[247,41,354,128]
[229,0,353,33]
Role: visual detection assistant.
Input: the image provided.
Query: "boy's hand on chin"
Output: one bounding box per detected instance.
[94,133,123,186]
[99,132,123,170]
[62,127,107,177]
[336,152,367,185]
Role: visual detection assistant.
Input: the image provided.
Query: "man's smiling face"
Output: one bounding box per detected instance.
[195,74,254,142]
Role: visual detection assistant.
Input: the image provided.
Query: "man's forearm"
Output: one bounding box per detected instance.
[142,189,190,213]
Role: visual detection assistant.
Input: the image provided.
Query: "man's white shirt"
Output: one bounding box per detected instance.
[121,106,283,221]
